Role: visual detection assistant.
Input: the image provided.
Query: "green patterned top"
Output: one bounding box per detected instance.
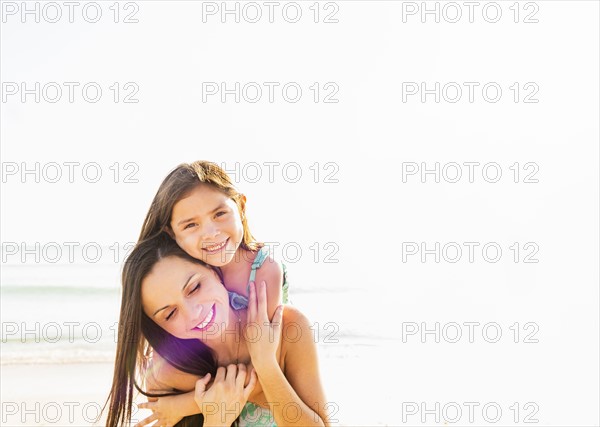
[238,402,277,427]
[227,246,290,427]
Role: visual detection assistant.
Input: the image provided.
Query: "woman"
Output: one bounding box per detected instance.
[104,234,329,426]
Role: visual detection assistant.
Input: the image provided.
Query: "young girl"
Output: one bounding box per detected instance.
[105,235,328,427]
[135,161,291,425]
[139,160,289,311]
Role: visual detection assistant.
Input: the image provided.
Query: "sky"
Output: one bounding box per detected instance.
[1,1,599,424]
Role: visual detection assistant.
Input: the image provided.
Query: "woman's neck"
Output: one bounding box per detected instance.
[209,307,251,366]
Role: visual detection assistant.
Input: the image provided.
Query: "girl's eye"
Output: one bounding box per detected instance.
[166,309,176,321]
[183,223,197,230]
[215,211,227,218]
[189,283,201,294]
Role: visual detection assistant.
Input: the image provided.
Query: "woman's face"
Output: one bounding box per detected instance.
[170,184,244,267]
[141,256,230,342]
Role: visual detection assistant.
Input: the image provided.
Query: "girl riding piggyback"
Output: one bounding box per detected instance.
[139,160,290,315]
[134,161,291,425]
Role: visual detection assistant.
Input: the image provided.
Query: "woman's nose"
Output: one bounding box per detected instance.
[184,301,204,325]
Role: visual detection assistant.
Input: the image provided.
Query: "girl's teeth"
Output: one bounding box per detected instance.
[206,241,225,251]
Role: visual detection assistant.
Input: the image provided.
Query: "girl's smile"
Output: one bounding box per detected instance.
[170,184,244,267]
[202,238,229,254]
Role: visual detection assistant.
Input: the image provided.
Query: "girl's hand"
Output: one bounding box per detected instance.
[135,392,183,427]
[246,281,284,373]
[195,364,257,427]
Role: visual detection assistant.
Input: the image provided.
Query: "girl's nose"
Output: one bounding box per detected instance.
[201,222,219,240]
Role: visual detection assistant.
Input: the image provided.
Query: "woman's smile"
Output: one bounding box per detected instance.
[193,304,216,331]
[141,255,231,341]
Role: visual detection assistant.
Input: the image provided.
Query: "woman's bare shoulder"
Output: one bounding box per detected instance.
[280,305,314,350]
[282,304,309,325]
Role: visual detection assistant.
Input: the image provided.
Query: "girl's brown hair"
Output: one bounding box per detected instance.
[138,160,261,251]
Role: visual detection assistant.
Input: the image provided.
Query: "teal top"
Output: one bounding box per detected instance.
[227,246,290,308]
[238,403,276,427]
[226,246,289,427]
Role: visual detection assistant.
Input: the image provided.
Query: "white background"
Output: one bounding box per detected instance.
[1,1,599,425]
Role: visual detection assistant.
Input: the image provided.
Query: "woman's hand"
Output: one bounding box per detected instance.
[195,364,257,427]
[246,281,284,373]
[135,391,185,427]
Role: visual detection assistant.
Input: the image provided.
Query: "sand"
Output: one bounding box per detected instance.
[0,348,389,426]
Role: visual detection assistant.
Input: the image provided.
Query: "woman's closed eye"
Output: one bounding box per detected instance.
[215,211,227,218]
[164,283,201,321]
[189,283,201,294]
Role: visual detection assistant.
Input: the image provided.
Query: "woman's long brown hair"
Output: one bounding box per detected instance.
[103,235,223,427]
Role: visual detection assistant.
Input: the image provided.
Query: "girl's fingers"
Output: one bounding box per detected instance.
[257,281,267,318]
[215,366,226,382]
[273,305,284,329]
[226,364,237,385]
[243,368,258,400]
[137,401,156,410]
[247,281,256,320]
[195,373,211,393]
[235,363,247,389]
[134,413,158,427]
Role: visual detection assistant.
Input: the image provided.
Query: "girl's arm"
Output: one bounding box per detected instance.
[247,282,329,426]
[254,253,283,321]
[138,355,257,427]
[146,350,200,392]
[136,353,202,426]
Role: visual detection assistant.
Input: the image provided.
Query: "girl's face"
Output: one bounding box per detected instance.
[141,256,231,343]
[170,184,244,267]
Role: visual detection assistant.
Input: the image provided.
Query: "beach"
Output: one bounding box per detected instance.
[2,264,599,426]
[0,264,389,426]
[1,363,115,426]
[0,344,393,426]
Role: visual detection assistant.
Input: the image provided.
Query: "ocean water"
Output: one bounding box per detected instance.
[1,266,122,365]
[0,263,382,365]
[1,262,398,426]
